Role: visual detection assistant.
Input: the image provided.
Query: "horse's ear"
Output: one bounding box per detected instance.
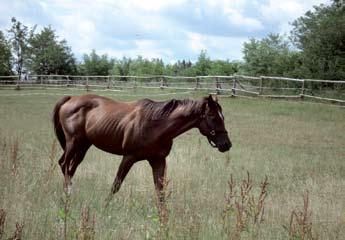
[208,94,213,103]
[208,94,217,106]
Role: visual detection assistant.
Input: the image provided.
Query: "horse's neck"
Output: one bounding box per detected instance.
[158,106,200,140]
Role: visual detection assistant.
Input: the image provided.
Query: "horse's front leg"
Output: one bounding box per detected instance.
[104,154,137,207]
[148,158,168,224]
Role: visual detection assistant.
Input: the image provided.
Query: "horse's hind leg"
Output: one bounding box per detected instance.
[68,141,91,178]
[58,141,75,193]
[58,138,90,194]
[58,153,66,175]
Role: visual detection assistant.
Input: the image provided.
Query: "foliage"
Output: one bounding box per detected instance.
[110,51,240,77]
[291,1,345,80]
[127,56,164,75]
[80,50,113,75]
[0,31,12,76]
[209,60,241,76]
[165,59,195,76]
[195,50,211,76]
[7,17,32,77]
[28,27,77,75]
[112,57,131,76]
[242,34,301,77]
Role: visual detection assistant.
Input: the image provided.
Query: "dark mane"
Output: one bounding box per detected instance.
[138,98,204,120]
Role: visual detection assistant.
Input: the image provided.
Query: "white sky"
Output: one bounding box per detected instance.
[0,0,329,63]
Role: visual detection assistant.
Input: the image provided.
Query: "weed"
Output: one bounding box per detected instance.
[0,209,5,239]
[155,178,172,227]
[8,222,24,240]
[222,172,269,238]
[77,204,96,240]
[286,192,317,240]
[10,138,19,177]
[46,139,57,183]
[57,192,72,240]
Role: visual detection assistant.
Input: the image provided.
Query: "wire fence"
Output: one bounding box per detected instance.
[0,74,344,105]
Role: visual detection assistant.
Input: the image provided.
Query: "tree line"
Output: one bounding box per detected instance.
[0,1,344,80]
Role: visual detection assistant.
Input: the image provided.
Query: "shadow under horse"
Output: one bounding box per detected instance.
[52,94,231,221]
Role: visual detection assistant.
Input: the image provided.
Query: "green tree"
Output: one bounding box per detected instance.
[113,57,131,76]
[7,17,32,77]
[209,60,240,75]
[28,26,77,75]
[195,50,211,75]
[81,50,113,75]
[0,31,12,76]
[291,1,345,79]
[242,34,298,77]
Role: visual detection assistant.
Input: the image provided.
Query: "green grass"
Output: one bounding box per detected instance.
[0,88,344,239]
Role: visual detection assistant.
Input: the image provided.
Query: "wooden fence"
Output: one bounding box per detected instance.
[0,74,344,105]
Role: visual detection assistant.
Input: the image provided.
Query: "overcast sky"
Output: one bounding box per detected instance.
[0,0,329,63]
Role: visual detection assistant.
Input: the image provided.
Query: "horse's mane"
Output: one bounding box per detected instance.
[138,98,204,120]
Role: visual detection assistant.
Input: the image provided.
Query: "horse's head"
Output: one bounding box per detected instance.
[198,95,232,152]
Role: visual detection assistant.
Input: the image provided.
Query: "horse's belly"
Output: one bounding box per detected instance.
[87,133,124,155]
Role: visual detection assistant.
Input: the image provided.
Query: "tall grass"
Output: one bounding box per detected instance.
[0,88,344,239]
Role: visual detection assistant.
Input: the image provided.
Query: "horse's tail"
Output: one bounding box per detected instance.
[52,96,71,150]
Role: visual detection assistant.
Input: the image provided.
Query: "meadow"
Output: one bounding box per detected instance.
[0,88,344,239]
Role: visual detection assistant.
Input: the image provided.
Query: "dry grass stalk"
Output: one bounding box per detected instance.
[156,177,172,227]
[225,151,231,166]
[288,192,316,240]
[8,222,24,240]
[222,172,269,237]
[0,138,6,168]
[77,204,96,240]
[58,192,71,240]
[0,209,6,239]
[46,140,57,183]
[251,176,268,224]
[10,138,19,176]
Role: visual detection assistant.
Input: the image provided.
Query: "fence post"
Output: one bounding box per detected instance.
[301,80,305,100]
[133,76,137,89]
[259,76,263,95]
[107,75,111,89]
[195,76,199,90]
[86,76,89,91]
[160,76,164,89]
[232,75,237,96]
[216,77,221,94]
[15,75,20,90]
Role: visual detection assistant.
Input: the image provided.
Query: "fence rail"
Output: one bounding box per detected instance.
[0,74,344,105]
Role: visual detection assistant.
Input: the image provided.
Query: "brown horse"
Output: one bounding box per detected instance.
[52,94,231,209]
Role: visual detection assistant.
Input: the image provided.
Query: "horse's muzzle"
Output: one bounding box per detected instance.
[208,134,232,152]
[217,140,232,152]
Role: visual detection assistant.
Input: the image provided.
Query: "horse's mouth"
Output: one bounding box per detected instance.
[207,137,231,152]
[217,141,232,152]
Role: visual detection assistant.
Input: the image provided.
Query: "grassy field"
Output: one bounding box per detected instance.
[0,88,344,239]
